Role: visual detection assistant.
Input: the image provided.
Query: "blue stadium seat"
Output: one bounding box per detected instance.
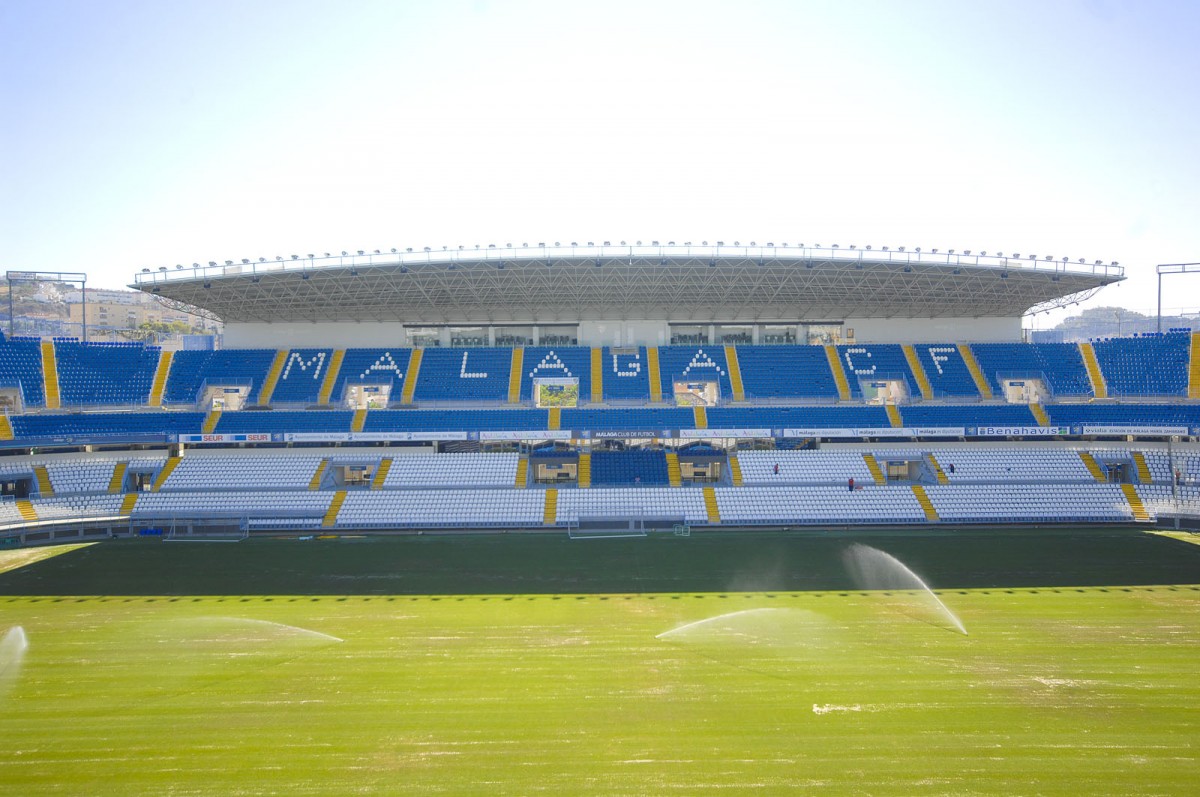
[0,337,45,407]
[1045,403,1200,430]
[708,405,891,429]
[364,409,548,432]
[330,348,413,403]
[518,347,592,401]
[1091,333,1190,397]
[601,347,651,401]
[591,450,670,486]
[970,343,1092,398]
[734,346,839,400]
[164,349,278,404]
[411,348,512,402]
[561,407,693,432]
[912,344,980,398]
[214,410,354,433]
[11,412,204,439]
[54,340,159,406]
[898,404,1038,428]
[269,349,334,404]
[835,344,916,398]
[656,346,734,402]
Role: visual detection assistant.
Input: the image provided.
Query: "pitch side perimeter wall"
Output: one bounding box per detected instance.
[223,316,1021,349]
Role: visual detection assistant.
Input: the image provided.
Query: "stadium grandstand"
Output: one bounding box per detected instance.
[1,241,1198,544]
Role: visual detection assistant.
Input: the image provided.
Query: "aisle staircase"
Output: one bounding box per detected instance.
[1078,342,1108,399]
[1132,452,1152,484]
[927,454,950,485]
[507,348,524,404]
[34,465,53,497]
[515,458,529,488]
[1190,332,1200,399]
[911,485,939,522]
[108,462,128,493]
[647,347,663,403]
[351,408,367,433]
[590,348,604,403]
[863,453,886,485]
[371,459,392,490]
[703,486,720,524]
[119,493,140,515]
[665,452,682,487]
[1029,403,1050,427]
[400,349,423,404]
[1121,483,1150,522]
[1078,451,1107,483]
[41,341,60,409]
[316,349,345,405]
[543,489,558,525]
[322,491,347,527]
[547,407,561,430]
[825,345,851,401]
[309,459,329,490]
[148,350,174,407]
[257,350,289,405]
[693,405,708,429]
[885,404,903,428]
[724,346,746,402]
[15,499,37,523]
[201,410,221,434]
[0,415,12,441]
[728,453,744,486]
[958,343,993,399]
[902,345,933,399]
[577,453,591,488]
[152,457,181,491]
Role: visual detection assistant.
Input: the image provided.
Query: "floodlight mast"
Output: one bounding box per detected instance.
[1156,263,1200,333]
[6,270,89,341]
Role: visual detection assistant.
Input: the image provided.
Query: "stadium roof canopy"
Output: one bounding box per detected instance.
[131,243,1124,324]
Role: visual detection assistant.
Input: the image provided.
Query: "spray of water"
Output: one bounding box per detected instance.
[656,608,788,640]
[0,626,29,696]
[842,543,968,635]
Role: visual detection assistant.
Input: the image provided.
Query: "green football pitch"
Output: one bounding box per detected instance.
[1,528,1198,795]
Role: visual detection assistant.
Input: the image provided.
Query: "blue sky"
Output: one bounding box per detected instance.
[2,0,1198,326]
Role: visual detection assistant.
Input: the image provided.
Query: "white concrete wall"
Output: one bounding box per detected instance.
[844,316,1021,344]
[223,322,412,349]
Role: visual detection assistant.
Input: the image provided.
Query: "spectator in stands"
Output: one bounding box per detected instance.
[848,476,855,492]
[948,463,956,474]
[773,463,780,475]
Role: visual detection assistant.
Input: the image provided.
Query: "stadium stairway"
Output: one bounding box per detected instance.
[647,347,663,402]
[693,405,707,429]
[108,462,127,493]
[703,486,720,524]
[1078,342,1108,399]
[257,350,289,405]
[577,453,591,488]
[1078,452,1107,482]
[317,350,345,405]
[40,341,60,409]
[902,345,934,399]
[724,346,746,402]
[590,348,603,403]
[351,409,367,433]
[825,345,851,400]
[959,344,992,399]
[309,459,329,490]
[202,410,221,434]
[911,485,940,521]
[372,459,392,489]
[863,453,886,485]
[666,452,682,487]
[515,458,529,488]
[543,489,558,525]
[1030,404,1050,426]
[548,408,561,430]
[400,349,423,404]
[0,415,12,441]
[507,348,524,404]
[926,454,950,485]
[886,404,902,428]
[16,498,37,522]
[1120,483,1151,522]
[1132,452,1152,484]
[322,490,347,527]
[148,351,173,407]
[119,493,139,515]
[728,453,744,486]
[34,465,53,497]
[152,456,181,491]
[1191,332,1200,399]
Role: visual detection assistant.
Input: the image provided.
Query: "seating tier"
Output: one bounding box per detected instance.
[54,341,159,406]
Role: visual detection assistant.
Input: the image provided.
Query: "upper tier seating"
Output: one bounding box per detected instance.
[657,346,733,401]
[601,347,651,401]
[336,489,544,529]
[29,494,125,521]
[1045,403,1200,430]
[913,344,980,398]
[518,347,592,402]
[1091,332,1191,397]
[54,340,159,406]
[381,453,519,488]
[160,455,323,491]
[270,349,334,404]
[130,490,333,518]
[213,410,354,434]
[970,343,1092,398]
[736,450,874,485]
[933,448,1094,483]
[412,348,512,402]
[0,337,45,407]
[590,450,670,486]
[45,455,166,494]
[330,348,413,402]
[835,344,917,398]
[923,483,1132,523]
[11,412,204,439]
[1136,485,1200,518]
[897,404,1038,429]
[714,485,926,525]
[555,488,708,524]
[164,349,278,404]
[734,345,840,400]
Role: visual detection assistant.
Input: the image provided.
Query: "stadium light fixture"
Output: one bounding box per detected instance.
[391,248,397,253]
[717,241,724,246]
[324,253,330,257]
[931,249,938,253]
[947,250,954,254]
[241,259,250,264]
[554,242,560,246]
[882,247,888,251]
[357,250,365,256]
[903,266,912,273]
[407,248,413,253]
[176,265,183,270]
[865,245,872,250]
[158,266,167,271]
[897,246,904,252]
[963,250,971,256]
[341,251,348,256]
[291,255,299,260]
[251,276,260,284]
[224,260,233,266]
[301,273,310,280]
[208,261,217,267]
[374,250,381,254]
[275,256,283,261]
[915,247,921,252]
[980,251,986,256]
[832,244,839,249]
